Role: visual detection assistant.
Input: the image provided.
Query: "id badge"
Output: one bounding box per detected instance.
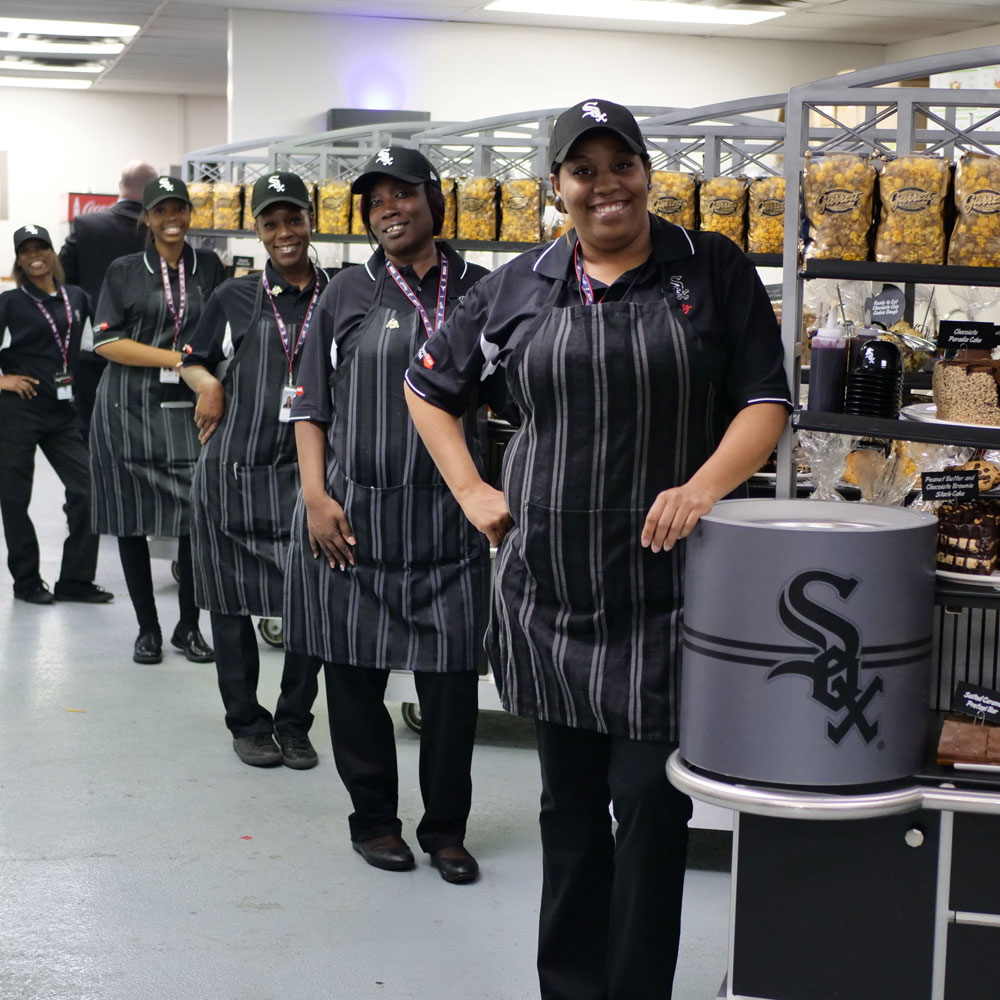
[159,368,181,384]
[54,371,74,401]
[278,385,297,423]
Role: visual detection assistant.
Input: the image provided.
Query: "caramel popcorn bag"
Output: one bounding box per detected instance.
[699,176,748,249]
[747,176,786,254]
[648,171,697,229]
[318,180,352,235]
[212,182,243,231]
[875,156,950,265]
[350,193,365,235]
[949,153,1000,267]
[439,178,457,240]
[499,178,542,242]
[188,182,214,230]
[457,177,497,241]
[802,152,877,261]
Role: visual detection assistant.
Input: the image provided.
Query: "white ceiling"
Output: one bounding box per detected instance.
[2,0,1000,96]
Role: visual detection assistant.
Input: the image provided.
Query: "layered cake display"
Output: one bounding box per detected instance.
[932,359,1000,425]
[936,500,1000,574]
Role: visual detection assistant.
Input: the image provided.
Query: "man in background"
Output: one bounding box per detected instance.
[59,159,159,439]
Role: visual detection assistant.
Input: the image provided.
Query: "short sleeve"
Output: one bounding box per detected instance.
[182,285,229,372]
[288,284,337,424]
[93,259,128,348]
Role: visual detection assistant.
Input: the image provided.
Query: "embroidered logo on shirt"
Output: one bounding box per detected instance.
[669,275,690,302]
[581,101,608,124]
[681,304,692,315]
[267,175,285,192]
[158,178,175,192]
[296,386,304,396]
[376,149,394,167]
[418,346,435,370]
[386,318,400,330]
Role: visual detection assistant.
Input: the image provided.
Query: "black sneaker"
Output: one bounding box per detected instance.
[233,733,282,767]
[277,732,318,770]
[54,581,114,603]
[14,582,55,605]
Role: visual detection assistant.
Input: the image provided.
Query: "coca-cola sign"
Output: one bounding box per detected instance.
[67,193,118,220]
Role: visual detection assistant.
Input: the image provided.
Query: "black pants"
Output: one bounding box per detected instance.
[211,612,322,738]
[0,395,99,594]
[324,664,478,854]
[534,720,693,1000]
[71,353,107,443]
[117,534,198,635]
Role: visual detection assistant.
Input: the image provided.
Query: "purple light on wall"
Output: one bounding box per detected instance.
[344,60,407,110]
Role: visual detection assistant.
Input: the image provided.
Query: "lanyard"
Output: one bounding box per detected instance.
[261,269,323,385]
[384,252,449,338]
[159,253,187,348]
[573,240,606,307]
[28,285,74,372]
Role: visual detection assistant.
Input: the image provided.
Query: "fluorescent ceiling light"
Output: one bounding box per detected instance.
[0,38,123,56]
[483,0,784,26]
[0,18,139,39]
[0,75,92,89]
[0,58,103,73]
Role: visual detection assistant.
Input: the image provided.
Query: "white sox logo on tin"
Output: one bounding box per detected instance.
[158,178,175,192]
[682,570,932,747]
[581,101,608,124]
[267,175,285,192]
[376,149,394,166]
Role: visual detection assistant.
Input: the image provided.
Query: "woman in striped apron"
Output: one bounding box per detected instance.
[284,147,493,884]
[180,172,325,770]
[91,176,225,665]
[405,100,791,998]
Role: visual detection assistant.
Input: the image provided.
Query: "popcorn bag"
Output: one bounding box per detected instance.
[747,176,785,254]
[188,182,214,230]
[457,177,497,241]
[212,182,243,232]
[350,193,365,235]
[948,153,1000,267]
[439,178,457,240]
[875,156,950,265]
[699,176,748,249]
[499,178,542,242]
[648,171,697,229]
[318,179,352,235]
[802,152,877,261]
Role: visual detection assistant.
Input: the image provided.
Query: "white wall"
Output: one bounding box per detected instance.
[228,9,887,142]
[886,27,1000,66]
[0,89,226,276]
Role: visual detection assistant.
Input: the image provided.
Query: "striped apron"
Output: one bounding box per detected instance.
[283,268,488,671]
[488,271,729,742]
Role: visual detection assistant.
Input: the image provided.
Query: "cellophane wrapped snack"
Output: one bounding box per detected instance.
[799,431,853,501]
[699,176,747,249]
[212,182,242,231]
[499,178,541,242]
[318,180,351,235]
[457,177,497,241]
[875,156,950,265]
[351,193,365,236]
[648,171,697,229]
[802,152,877,261]
[439,178,457,240]
[949,154,1000,266]
[747,176,785,254]
[188,183,213,230]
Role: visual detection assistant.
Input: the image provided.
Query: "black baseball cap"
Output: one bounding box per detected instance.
[251,171,312,217]
[548,99,647,169]
[142,176,192,210]
[351,146,441,195]
[13,224,53,252]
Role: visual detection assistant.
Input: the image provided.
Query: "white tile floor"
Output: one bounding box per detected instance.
[0,456,731,1000]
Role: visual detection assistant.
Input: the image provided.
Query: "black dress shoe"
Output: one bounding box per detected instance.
[170,624,215,663]
[277,732,318,770]
[54,581,114,603]
[430,845,479,884]
[14,581,55,605]
[233,733,282,767]
[352,835,415,872]
[133,630,163,664]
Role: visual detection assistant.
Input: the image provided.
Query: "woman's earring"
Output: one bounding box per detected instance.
[554,196,564,213]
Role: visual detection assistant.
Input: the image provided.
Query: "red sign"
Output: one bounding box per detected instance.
[67,193,118,221]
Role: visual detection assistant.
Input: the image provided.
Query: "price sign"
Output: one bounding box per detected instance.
[921,470,979,501]
[937,319,998,351]
[954,682,1000,725]
[866,285,907,327]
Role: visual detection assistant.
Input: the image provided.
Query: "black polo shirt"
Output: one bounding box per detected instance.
[291,241,490,425]
[0,279,91,401]
[182,261,330,372]
[404,213,791,419]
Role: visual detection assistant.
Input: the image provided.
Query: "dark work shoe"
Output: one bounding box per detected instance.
[170,624,214,663]
[233,733,282,767]
[353,835,415,872]
[430,845,479,885]
[15,581,55,605]
[277,732,318,770]
[54,581,114,603]
[133,630,163,664]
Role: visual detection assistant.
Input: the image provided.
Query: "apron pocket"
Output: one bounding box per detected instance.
[221,462,298,540]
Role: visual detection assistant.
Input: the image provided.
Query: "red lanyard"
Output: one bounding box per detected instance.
[385,252,449,338]
[159,253,187,348]
[28,285,74,372]
[261,269,322,385]
[573,240,609,306]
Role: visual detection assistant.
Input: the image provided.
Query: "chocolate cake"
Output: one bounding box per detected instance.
[936,501,1000,575]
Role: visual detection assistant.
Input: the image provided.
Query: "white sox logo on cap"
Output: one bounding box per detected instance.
[24,224,39,235]
[581,101,608,124]
[158,178,175,191]
[267,175,285,192]
[376,149,394,166]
